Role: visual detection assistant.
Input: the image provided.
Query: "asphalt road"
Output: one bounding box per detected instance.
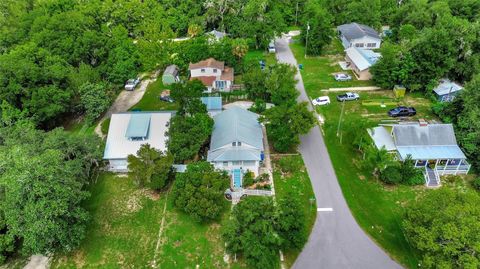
[275,37,402,269]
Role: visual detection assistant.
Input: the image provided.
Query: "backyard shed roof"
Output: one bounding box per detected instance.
[433,79,463,96]
[103,112,171,159]
[189,58,224,70]
[163,65,178,76]
[201,97,222,110]
[346,47,380,71]
[210,106,263,151]
[337,23,381,41]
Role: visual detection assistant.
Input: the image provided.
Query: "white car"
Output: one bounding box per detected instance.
[124,78,140,91]
[268,41,276,53]
[312,96,331,106]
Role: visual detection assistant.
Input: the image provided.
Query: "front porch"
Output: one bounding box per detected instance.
[413,159,471,187]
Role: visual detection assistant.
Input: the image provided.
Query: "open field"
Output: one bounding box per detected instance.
[51,173,230,269]
[273,155,317,268]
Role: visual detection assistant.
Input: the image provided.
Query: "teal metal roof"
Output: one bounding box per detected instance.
[210,107,263,150]
[201,97,222,110]
[125,113,151,138]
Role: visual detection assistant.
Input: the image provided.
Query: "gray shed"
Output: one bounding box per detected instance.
[162,65,180,85]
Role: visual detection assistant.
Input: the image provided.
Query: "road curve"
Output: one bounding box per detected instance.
[275,37,402,269]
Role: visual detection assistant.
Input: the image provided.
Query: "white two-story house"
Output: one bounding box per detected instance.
[207,107,264,188]
[337,23,382,49]
[189,58,234,92]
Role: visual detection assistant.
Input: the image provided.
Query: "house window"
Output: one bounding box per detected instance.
[215,80,226,89]
[201,68,205,73]
[232,142,236,146]
[213,68,217,73]
[237,142,242,146]
[223,161,228,166]
[367,43,376,47]
[355,43,364,48]
[233,161,242,165]
[243,161,255,166]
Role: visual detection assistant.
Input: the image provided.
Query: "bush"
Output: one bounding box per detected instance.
[380,166,402,184]
[278,156,303,174]
[242,171,255,187]
[255,173,269,183]
[472,178,480,191]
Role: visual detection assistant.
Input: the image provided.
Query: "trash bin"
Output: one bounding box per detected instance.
[299,64,303,70]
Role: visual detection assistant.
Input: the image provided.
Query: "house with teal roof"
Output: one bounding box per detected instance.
[207,107,264,188]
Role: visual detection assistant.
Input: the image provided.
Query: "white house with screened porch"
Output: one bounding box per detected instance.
[103,112,172,172]
[368,120,470,187]
[189,58,234,92]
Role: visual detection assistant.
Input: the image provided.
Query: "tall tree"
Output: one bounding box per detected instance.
[301,0,334,56]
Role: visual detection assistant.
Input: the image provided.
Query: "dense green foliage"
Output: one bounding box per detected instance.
[0,121,102,260]
[404,188,480,268]
[127,144,174,190]
[170,80,206,115]
[380,158,425,186]
[300,0,334,56]
[276,195,308,250]
[172,162,229,223]
[262,103,316,152]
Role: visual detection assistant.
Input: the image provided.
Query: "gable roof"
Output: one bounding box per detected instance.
[346,47,381,71]
[392,123,466,160]
[189,58,224,70]
[337,23,381,41]
[208,29,227,39]
[209,107,263,151]
[201,97,222,110]
[163,64,178,76]
[433,79,463,96]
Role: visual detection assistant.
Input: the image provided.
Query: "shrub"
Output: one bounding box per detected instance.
[278,156,303,174]
[472,178,480,191]
[380,166,402,184]
[255,173,269,183]
[242,171,255,187]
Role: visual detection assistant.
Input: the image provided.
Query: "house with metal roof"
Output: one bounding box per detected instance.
[162,65,180,85]
[345,47,381,80]
[207,107,264,188]
[189,58,234,92]
[207,29,227,43]
[337,23,382,49]
[201,96,222,116]
[103,112,172,172]
[433,79,463,102]
[368,121,471,187]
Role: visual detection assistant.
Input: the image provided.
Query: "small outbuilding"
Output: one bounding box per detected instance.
[433,79,463,102]
[162,65,180,85]
[345,47,381,80]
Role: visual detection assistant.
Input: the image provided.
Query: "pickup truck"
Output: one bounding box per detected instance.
[388,106,416,117]
[336,92,360,102]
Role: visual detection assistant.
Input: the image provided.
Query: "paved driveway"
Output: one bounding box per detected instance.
[275,37,402,269]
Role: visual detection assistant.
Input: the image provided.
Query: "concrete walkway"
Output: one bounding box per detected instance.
[275,37,402,269]
[94,77,154,138]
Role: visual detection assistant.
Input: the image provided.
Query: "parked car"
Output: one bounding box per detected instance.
[334,73,352,81]
[388,106,416,117]
[336,92,360,102]
[268,41,276,53]
[124,78,140,91]
[312,96,331,106]
[159,90,174,103]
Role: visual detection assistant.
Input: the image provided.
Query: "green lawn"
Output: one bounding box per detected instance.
[273,155,317,268]
[290,38,374,98]
[130,79,179,111]
[51,173,230,269]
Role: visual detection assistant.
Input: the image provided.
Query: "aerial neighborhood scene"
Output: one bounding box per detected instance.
[1,1,480,269]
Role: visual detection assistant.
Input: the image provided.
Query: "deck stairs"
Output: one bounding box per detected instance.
[425,167,440,188]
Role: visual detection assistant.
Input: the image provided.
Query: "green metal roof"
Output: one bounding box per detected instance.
[125,113,151,138]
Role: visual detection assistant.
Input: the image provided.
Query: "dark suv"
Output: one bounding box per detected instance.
[388,106,416,117]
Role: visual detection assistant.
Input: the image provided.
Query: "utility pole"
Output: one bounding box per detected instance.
[305,22,310,59]
[337,100,346,141]
[295,2,299,26]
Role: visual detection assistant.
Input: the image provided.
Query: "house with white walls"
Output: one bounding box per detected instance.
[189,58,234,92]
[337,23,382,49]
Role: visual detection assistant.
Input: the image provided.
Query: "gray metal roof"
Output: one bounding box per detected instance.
[397,146,466,160]
[210,107,263,151]
[208,29,227,39]
[207,148,261,162]
[433,79,463,96]
[368,126,396,151]
[393,124,458,146]
[345,47,380,71]
[125,113,151,138]
[337,23,381,41]
[163,64,178,76]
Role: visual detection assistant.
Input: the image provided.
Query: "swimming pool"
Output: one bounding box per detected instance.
[232,169,242,188]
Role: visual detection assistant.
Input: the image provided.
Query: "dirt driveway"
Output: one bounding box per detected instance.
[94,78,153,138]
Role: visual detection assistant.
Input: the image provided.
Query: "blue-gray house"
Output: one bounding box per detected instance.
[433,79,463,102]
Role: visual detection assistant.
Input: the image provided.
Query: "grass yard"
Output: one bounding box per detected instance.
[51,173,230,269]
[130,79,178,111]
[290,38,374,98]
[273,155,316,268]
